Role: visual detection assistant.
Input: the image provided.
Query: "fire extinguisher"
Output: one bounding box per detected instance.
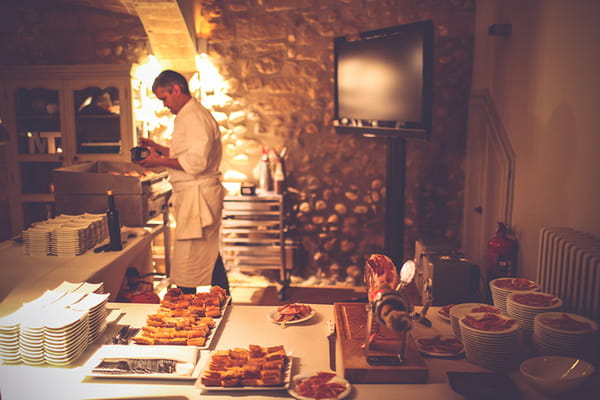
[487,222,518,280]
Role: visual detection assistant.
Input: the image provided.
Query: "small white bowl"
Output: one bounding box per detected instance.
[520,356,595,395]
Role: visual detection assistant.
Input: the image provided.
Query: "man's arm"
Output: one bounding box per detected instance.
[137,147,183,170]
[138,138,170,157]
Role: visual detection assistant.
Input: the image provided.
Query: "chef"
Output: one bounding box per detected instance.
[136,70,229,295]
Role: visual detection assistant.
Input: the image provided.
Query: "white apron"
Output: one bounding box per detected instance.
[170,176,225,287]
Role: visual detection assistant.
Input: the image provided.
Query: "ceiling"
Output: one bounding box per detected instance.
[55,0,200,72]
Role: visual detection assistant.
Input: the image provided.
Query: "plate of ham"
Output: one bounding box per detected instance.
[438,304,455,321]
[415,335,464,357]
[289,371,351,400]
[268,304,315,326]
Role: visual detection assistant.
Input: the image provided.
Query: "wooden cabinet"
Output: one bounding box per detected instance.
[0,65,134,234]
[221,194,287,281]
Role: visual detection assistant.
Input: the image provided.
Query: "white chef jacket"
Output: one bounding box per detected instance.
[167,98,225,287]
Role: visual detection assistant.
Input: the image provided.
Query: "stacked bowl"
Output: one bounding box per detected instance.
[489,277,539,314]
[507,292,563,340]
[533,312,599,359]
[449,303,502,340]
[459,312,521,370]
[520,356,596,396]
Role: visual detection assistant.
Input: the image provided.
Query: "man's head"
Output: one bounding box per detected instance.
[152,70,192,114]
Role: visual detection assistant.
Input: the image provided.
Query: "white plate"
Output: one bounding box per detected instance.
[288,373,351,400]
[87,345,202,380]
[267,306,316,326]
[415,335,465,357]
[196,352,292,391]
[437,305,454,321]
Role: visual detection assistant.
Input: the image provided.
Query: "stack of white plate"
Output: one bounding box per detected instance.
[459,312,521,370]
[52,281,84,293]
[71,281,105,295]
[22,225,55,255]
[489,278,539,314]
[0,310,22,364]
[22,214,109,257]
[18,311,46,366]
[50,224,88,256]
[50,292,87,309]
[44,308,90,366]
[449,303,502,340]
[1,283,111,366]
[70,292,110,343]
[533,312,599,359]
[506,292,563,339]
[82,213,108,245]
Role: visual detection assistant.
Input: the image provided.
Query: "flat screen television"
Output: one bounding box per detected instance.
[333,20,433,139]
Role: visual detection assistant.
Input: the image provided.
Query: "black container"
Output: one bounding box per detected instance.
[130,146,150,162]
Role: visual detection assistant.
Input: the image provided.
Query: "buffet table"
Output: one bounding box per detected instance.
[0,227,154,316]
[1,303,598,400]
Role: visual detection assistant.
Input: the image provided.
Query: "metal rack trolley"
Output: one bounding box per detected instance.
[221,193,289,297]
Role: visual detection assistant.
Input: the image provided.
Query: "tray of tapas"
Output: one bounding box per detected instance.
[130,286,230,349]
[197,344,291,390]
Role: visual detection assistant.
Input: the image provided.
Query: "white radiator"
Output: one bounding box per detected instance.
[536,227,600,323]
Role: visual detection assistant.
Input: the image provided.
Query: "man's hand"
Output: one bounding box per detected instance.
[138,137,169,157]
[137,146,164,168]
[135,138,182,170]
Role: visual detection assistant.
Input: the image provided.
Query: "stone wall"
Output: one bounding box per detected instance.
[0,0,475,285]
[205,0,475,283]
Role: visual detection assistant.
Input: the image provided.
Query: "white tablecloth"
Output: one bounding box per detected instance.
[0,227,153,316]
[1,303,598,400]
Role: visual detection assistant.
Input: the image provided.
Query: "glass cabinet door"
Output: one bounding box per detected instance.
[2,65,133,234]
[11,84,65,227]
[14,86,63,155]
[73,85,123,154]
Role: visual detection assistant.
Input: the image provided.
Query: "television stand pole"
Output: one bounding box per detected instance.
[384,136,406,267]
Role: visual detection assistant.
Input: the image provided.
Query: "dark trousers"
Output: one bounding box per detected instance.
[178,253,229,295]
[211,253,230,295]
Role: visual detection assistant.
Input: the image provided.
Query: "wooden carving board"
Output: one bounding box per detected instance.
[334,302,428,384]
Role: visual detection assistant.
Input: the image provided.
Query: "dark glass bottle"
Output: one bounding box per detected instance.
[106,190,122,251]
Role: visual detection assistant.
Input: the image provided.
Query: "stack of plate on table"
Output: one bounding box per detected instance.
[0,310,24,364]
[82,213,108,244]
[459,312,521,371]
[449,303,502,340]
[533,312,599,359]
[50,223,89,256]
[22,225,55,255]
[0,281,110,366]
[70,292,110,343]
[44,308,90,366]
[18,308,46,366]
[53,281,104,295]
[21,214,109,256]
[506,292,563,339]
[70,281,106,295]
[489,278,539,314]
